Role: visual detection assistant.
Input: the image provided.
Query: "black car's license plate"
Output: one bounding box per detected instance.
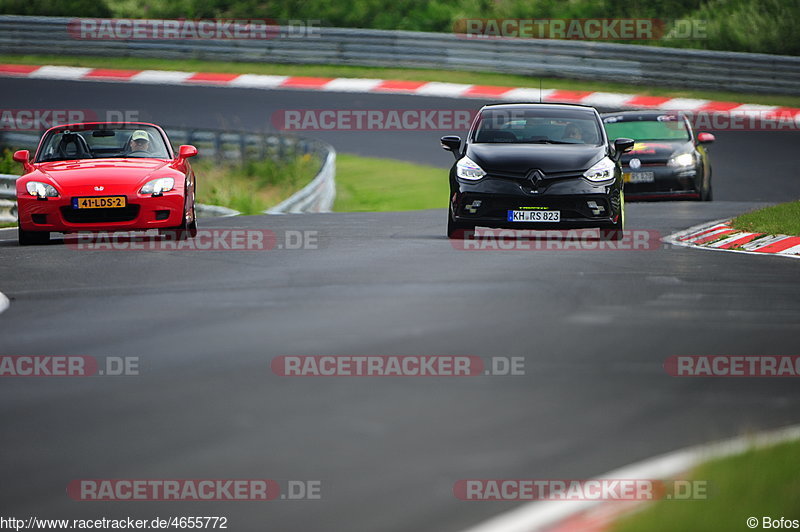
[507,210,561,222]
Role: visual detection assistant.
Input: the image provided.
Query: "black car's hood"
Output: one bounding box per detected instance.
[467,143,605,175]
[620,140,692,164]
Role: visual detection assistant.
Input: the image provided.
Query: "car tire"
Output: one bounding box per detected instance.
[701,181,713,201]
[160,204,197,241]
[18,227,50,246]
[187,204,198,238]
[600,192,625,241]
[447,211,475,239]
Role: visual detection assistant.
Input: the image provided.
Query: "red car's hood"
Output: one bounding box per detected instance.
[34,158,172,188]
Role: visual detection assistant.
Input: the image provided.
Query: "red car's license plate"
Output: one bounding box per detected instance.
[72,196,127,209]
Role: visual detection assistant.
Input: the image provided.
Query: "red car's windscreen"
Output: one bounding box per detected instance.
[35,125,171,162]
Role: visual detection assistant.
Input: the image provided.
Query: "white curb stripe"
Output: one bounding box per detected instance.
[579,92,636,108]
[228,74,290,88]
[323,78,385,92]
[131,70,195,84]
[500,88,556,101]
[658,98,710,110]
[28,65,92,79]
[415,82,474,97]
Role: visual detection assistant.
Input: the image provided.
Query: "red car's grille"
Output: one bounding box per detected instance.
[60,205,140,223]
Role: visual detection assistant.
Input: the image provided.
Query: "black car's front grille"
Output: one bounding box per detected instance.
[460,195,609,219]
[61,205,140,223]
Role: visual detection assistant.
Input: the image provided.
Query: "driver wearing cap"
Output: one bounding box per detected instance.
[129,130,151,154]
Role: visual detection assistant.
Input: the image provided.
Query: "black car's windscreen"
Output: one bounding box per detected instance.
[36,125,171,162]
[472,108,603,145]
[603,115,691,141]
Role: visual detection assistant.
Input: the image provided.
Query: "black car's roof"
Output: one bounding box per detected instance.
[482,102,597,112]
[600,110,682,120]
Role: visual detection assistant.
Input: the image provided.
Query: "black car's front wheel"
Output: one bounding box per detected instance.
[600,193,625,241]
[447,210,475,239]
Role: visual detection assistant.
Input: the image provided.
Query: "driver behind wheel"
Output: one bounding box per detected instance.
[129,130,151,154]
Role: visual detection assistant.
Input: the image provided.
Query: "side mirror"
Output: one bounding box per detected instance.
[696,132,715,144]
[178,145,198,159]
[612,137,635,160]
[13,149,33,173]
[440,136,462,159]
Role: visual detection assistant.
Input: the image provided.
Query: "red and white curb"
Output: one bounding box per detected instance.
[1,63,799,118]
[458,424,800,532]
[664,219,800,259]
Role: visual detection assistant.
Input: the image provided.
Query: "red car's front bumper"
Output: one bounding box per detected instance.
[18,192,186,233]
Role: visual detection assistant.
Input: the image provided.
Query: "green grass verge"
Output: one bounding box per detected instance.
[611,438,800,532]
[2,147,446,216]
[194,154,318,215]
[730,201,800,236]
[333,153,447,212]
[1,54,799,108]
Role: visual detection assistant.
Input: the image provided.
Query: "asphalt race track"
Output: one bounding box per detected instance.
[0,77,799,532]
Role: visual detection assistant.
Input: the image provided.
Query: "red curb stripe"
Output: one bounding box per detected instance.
[717,233,762,249]
[752,236,800,253]
[697,101,741,112]
[372,80,428,92]
[280,76,335,88]
[693,229,737,245]
[0,64,41,75]
[544,90,594,103]
[186,72,240,84]
[85,68,141,80]
[626,95,672,108]
[678,224,730,241]
[463,85,515,97]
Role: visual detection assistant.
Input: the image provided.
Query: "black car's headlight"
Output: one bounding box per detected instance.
[456,156,486,180]
[583,157,615,183]
[26,181,59,198]
[667,152,695,168]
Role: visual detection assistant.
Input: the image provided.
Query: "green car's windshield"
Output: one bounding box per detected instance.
[36,125,171,162]
[603,116,691,141]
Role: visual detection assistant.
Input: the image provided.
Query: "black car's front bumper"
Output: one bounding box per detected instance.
[450,175,622,230]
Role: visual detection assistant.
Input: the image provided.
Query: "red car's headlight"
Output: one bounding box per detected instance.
[26,181,59,198]
[140,177,175,195]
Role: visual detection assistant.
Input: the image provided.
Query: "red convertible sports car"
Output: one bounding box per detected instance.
[13,122,198,245]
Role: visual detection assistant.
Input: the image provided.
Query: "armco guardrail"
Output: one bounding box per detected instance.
[0,128,336,222]
[266,145,336,214]
[0,15,799,94]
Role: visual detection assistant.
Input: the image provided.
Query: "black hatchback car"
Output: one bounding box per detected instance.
[441,103,633,239]
[602,111,715,201]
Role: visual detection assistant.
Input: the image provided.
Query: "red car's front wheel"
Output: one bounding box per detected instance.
[18,226,50,246]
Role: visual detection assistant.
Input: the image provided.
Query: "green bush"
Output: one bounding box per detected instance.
[0,149,18,174]
[0,0,112,17]
[3,0,798,55]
